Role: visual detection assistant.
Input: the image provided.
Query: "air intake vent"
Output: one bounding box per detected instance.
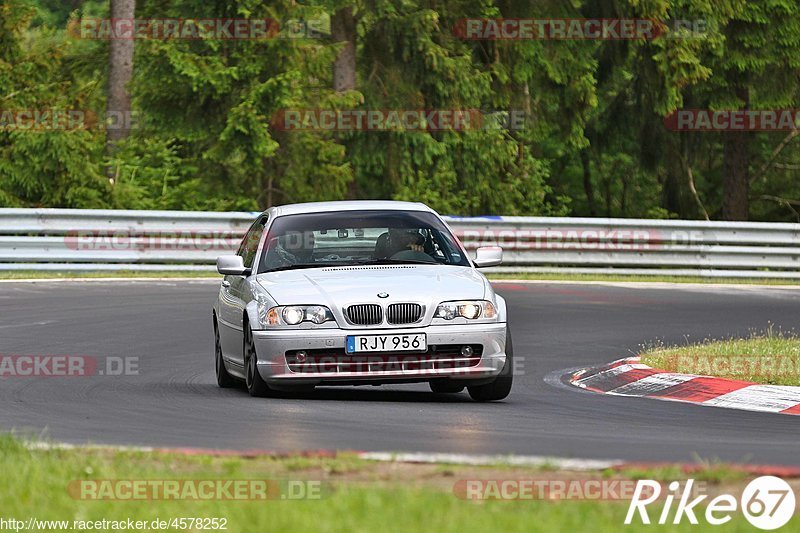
[346,304,383,325]
[322,266,417,271]
[387,303,423,324]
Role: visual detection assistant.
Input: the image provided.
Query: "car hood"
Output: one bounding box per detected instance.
[256,265,487,308]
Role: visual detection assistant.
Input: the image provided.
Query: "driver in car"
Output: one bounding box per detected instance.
[374,228,425,259]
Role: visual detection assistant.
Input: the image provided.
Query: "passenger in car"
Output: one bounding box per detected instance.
[268,231,316,267]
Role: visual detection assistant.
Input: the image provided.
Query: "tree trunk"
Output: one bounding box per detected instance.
[580,149,597,216]
[332,6,357,199]
[662,132,708,219]
[331,6,356,92]
[105,0,136,182]
[721,130,751,220]
[721,86,751,220]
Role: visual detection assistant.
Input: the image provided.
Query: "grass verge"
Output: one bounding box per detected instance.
[640,330,800,386]
[2,435,797,532]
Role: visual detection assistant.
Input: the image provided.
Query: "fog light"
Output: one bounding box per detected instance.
[296,350,307,363]
[461,345,474,357]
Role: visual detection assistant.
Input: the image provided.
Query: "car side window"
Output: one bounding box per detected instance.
[238,217,267,269]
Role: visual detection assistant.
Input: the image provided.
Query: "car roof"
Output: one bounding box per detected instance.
[265,200,434,217]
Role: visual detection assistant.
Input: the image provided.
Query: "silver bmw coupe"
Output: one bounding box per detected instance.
[212,201,512,401]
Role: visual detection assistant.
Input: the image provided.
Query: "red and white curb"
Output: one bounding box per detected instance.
[570,357,800,416]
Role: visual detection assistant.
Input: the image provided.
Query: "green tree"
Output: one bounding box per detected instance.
[0,0,109,207]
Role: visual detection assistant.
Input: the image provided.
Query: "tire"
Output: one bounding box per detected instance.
[429,380,465,394]
[243,322,272,397]
[468,327,513,402]
[214,317,236,388]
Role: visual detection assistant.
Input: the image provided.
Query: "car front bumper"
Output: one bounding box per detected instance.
[251,322,507,386]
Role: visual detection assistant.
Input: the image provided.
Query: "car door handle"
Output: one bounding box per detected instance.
[221,280,231,288]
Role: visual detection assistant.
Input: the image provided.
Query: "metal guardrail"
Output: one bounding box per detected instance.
[0,208,799,278]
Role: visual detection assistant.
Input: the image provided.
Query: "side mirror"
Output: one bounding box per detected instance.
[474,246,503,268]
[216,255,251,276]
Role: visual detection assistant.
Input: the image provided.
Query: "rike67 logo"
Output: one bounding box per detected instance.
[626,476,796,530]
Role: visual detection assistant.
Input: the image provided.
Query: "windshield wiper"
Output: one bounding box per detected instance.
[262,262,342,273]
[263,258,438,273]
[353,258,436,266]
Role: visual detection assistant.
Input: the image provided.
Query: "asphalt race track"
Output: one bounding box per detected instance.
[1,279,799,464]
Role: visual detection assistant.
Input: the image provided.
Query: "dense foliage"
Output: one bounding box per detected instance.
[1,0,798,219]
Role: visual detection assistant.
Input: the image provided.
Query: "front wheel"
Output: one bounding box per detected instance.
[244,322,272,397]
[214,318,236,388]
[468,327,513,402]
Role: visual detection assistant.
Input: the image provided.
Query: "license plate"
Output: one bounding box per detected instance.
[346,334,427,354]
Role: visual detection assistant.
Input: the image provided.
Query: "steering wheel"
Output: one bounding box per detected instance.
[389,249,437,263]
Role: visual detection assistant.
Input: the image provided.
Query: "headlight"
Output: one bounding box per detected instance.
[459,303,482,319]
[259,305,335,327]
[282,306,305,325]
[305,305,332,324]
[434,300,497,321]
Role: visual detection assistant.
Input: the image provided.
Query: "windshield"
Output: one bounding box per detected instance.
[257,210,469,273]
